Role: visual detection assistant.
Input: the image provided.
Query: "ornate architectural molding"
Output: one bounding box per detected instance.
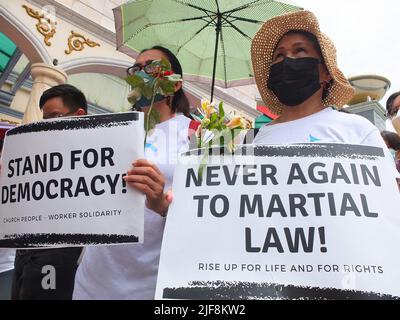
[64,31,100,55]
[27,0,116,45]
[0,3,53,64]
[0,117,20,124]
[22,4,56,46]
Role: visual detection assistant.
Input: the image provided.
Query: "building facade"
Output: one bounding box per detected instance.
[0,0,261,125]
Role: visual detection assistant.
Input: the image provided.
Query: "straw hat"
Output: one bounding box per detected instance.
[251,10,355,115]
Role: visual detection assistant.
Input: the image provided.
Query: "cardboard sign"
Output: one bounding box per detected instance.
[156,144,400,300]
[0,112,145,248]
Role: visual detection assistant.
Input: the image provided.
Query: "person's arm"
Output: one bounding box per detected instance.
[123,159,173,216]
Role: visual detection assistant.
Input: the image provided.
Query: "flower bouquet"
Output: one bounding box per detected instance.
[193,99,252,180]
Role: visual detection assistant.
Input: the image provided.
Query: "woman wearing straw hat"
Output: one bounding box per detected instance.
[251,10,391,151]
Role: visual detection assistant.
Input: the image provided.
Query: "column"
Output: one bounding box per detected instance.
[22,63,67,124]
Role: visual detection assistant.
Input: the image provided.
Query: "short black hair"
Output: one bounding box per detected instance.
[386,91,400,118]
[39,84,88,112]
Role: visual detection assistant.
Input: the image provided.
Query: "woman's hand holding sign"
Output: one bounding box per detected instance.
[124,159,173,217]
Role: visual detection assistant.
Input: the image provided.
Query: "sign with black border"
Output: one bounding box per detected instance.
[0,112,145,248]
[156,144,400,300]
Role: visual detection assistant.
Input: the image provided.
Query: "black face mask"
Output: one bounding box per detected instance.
[267,57,322,107]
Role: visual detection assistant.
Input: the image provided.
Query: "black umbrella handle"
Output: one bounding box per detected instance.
[211,13,222,102]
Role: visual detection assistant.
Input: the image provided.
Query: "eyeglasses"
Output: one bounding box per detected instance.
[126,60,157,76]
[43,111,76,120]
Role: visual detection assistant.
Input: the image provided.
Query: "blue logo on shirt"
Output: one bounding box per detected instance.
[145,143,158,153]
[309,134,321,142]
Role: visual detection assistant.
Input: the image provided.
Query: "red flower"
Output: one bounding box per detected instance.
[163,70,174,77]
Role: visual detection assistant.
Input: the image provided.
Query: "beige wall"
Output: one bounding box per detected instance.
[0,0,259,122]
[54,0,126,31]
[0,0,133,121]
[1,0,132,65]
[9,88,31,114]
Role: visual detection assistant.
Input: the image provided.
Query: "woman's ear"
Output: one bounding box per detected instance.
[75,108,87,116]
[320,64,332,84]
[322,79,333,91]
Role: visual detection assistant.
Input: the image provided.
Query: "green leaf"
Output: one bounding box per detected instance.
[144,107,161,133]
[201,118,210,129]
[125,75,144,88]
[210,112,218,123]
[127,87,142,104]
[159,79,175,95]
[218,101,225,118]
[157,87,165,96]
[142,85,153,100]
[215,116,226,127]
[160,58,172,71]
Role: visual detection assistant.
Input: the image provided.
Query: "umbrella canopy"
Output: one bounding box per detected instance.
[114,0,301,100]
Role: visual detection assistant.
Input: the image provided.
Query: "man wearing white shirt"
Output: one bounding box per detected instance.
[10,85,86,300]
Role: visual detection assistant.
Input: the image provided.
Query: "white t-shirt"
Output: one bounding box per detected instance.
[254,107,398,176]
[0,249,15,273]
[73,114,191,300]
[255,107,387,147]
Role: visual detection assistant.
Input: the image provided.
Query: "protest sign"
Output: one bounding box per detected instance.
[156,144,400,300]
[0,112,144,248]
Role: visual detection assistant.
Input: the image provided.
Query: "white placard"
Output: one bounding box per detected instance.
[156,144,400,300]
[0,112,145,248]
